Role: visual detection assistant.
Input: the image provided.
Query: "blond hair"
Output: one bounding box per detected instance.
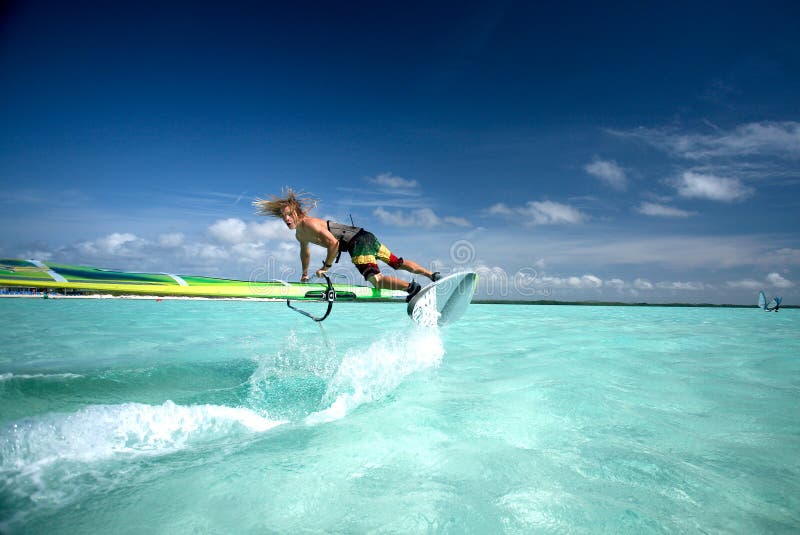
[253,188,317,219]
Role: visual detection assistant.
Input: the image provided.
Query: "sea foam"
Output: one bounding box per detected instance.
[0,400,286,474]
[306,327,444,424]
[0,372,83,382]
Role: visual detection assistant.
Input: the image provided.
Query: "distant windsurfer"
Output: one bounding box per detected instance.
[255,189,440,300]
[759,290,783,312]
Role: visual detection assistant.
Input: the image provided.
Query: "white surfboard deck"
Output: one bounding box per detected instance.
[407,272,477,327]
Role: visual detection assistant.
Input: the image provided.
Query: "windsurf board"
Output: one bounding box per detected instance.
[407,272,477,327]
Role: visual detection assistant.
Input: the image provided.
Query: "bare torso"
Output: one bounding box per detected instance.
[294,216,337,249]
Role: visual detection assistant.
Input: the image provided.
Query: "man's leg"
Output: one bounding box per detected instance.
[396,259,435,280]
[367,273,411,290]
[367,273,423,302]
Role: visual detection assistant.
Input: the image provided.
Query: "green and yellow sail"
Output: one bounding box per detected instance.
[0,259,400,300]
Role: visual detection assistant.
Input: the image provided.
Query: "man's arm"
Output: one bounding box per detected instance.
[300,241,311,282]
[322,235,338,267]
[315,232,339,278]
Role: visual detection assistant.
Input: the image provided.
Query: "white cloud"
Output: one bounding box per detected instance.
[722,122,800,158]
[335,186,421,209]
[369,172,419,189]
[486,201,586,225]
[99,233,138,251]
[451,261,715,297]
[230,242,269,263]
[414,208,441,228]
[209,218,247,243]
[612,121,800,160]
[46,219,300,279]
[444,216,472,227]
[463,231,800,273]
[473,264,515,297]
[208,218,291,244]
[575,274,602,288]
[447,264,608,297]
[727,272,794,290]
[655,281,706,291]
[674,171,753,202]
[508,270,707,294]
[516,272,708,293]
[529,201,586,224]
[486,203,513,217]
[249,219,292,241]
[19,249,53,261]
[597,278,705,291]
[633,278,653,290]
[373,207,469,228]
[158,233,185,247]
[189,243,229,260]
[77,233,143,257]
[766,272,794,288]
[593,237,793,269]
[584,158,627,190]
[528,274,604,289]
[761,248,800,266]
[726,279,762,290]
[373,207,439,228]
[636,202,693,218]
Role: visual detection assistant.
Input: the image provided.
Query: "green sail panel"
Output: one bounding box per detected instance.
[0,259,400,300]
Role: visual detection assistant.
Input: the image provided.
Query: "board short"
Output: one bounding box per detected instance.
[348,231,403,279]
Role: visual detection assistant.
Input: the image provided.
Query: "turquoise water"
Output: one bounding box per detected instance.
[1,299,798,533]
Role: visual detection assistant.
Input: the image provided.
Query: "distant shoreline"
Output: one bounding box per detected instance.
[1,293,793,308]
[473,299,796,309]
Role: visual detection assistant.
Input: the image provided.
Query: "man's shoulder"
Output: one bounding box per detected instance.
[303,216,328,228]
[297,217,328,234]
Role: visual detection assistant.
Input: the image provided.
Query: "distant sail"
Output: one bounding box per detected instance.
[758,291,767,310]
[767,296,782,311]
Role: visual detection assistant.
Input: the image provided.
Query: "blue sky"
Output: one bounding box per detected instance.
[2,1,799,304]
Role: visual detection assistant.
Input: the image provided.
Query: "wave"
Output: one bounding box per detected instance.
[245,330,340,420]
[0,372,83,382]
[0,401,286,528]
[305,327,445,424]
[1,400,285,473]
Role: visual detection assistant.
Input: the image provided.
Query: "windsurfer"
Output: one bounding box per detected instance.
[255,189,440,301]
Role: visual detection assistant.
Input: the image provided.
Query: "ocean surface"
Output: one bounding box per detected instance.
[0,298,798,534]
